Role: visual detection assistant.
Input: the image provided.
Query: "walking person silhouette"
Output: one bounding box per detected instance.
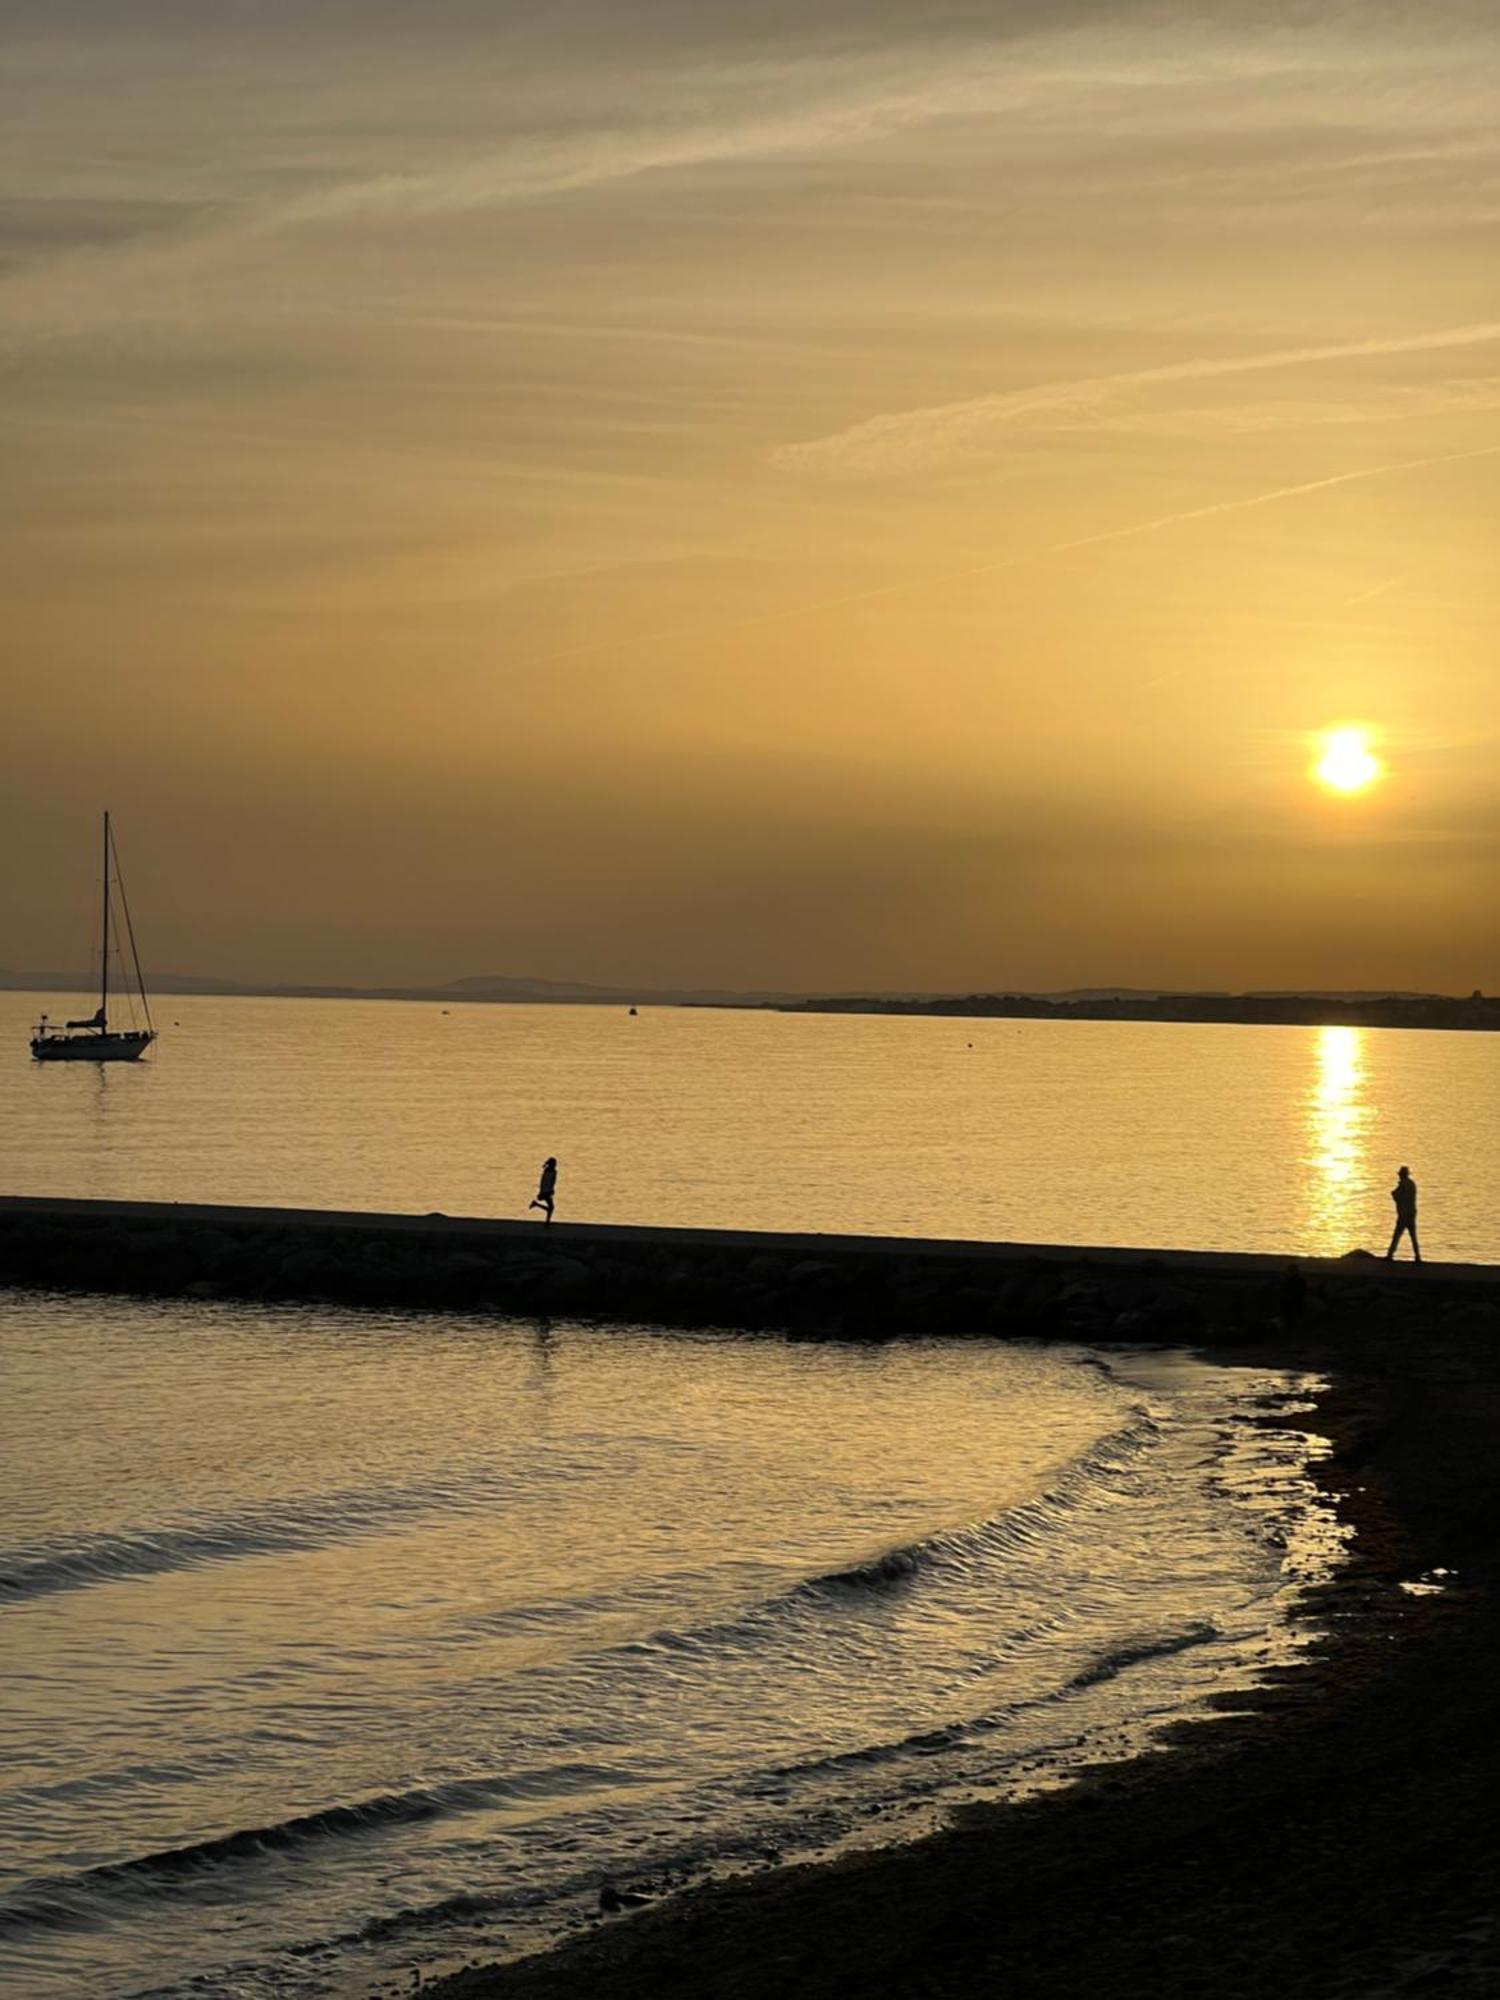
[529,1156,558,1225]
[1385,1165,1421,1263]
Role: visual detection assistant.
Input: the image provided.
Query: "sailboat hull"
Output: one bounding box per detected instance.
[24,813,158,1066]
[31,1030,155,1063]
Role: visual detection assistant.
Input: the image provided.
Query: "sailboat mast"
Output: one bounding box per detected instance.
[100,810,110,1027]
[111,818,155,1034]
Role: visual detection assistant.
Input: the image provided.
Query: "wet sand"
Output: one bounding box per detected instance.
[428,1311,1500,2000]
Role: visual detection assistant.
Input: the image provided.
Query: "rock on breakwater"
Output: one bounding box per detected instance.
[0,1196,1495,1346]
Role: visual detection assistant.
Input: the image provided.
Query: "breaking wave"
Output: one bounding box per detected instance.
[617,1405,1166,1661]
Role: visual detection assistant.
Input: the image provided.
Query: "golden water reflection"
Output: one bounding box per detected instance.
[1305,1025,1373,1254]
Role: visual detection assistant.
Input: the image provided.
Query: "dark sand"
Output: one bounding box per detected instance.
[428,1314,1500,2000]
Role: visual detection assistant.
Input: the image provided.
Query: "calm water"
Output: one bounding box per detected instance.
[1,1293,1341,1999]
[0,996,1484,1995]
[3,993,1499,1259]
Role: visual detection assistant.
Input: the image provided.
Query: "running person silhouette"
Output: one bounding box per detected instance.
[1386,1165,1421,1263]
[529,1156,558,1224]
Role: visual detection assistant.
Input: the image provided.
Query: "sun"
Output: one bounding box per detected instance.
[1313,726,1383,796]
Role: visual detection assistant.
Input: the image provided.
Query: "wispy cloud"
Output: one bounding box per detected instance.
[518,440,1500,674]
[4,24,1441,328]
[775,322,1500,476]
[0,47,1030,339]
[968,439,1500,578]
[1035,380,1500,439]
[273,72,967,226]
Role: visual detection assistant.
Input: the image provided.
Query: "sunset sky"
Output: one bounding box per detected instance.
[4,0,1498,993]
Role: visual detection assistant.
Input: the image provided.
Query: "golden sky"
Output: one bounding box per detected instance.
[3,1,1498,992]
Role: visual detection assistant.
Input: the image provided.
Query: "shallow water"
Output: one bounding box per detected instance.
[0,1292,1343,1999]
[2,993,1497,1260]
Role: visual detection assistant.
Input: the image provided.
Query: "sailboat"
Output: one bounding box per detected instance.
[30,813,157,1063]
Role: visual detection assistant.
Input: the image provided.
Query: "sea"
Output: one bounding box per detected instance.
[3,992,1499,1258]
[2,995,1494,1998]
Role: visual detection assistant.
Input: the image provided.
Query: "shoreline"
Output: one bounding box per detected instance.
[423,1315,1500,2000]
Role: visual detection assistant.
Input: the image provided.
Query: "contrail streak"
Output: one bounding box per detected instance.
[1017,440,1500,575]
[779,321,1500,475]
[519,439,1500,674]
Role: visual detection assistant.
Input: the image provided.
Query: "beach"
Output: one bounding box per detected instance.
[428,1311,1500,2000]
[5,1118,1500,1996]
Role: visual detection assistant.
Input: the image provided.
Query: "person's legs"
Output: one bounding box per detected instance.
[1388,1219,1419,1261]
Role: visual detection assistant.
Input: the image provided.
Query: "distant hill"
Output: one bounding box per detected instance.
[440,974,627,998]
[0,968,814,1007]
[432,974,818,1005]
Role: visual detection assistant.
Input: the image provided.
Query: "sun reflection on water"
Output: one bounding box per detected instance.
[1305,1025,1372,1255]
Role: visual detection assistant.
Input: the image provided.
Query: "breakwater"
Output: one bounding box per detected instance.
[1,1195,1495,1344]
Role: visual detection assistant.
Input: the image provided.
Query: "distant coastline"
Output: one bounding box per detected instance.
[3,970,1495,1031]
[778,990,1500,1033]
[0,970,807,1009]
